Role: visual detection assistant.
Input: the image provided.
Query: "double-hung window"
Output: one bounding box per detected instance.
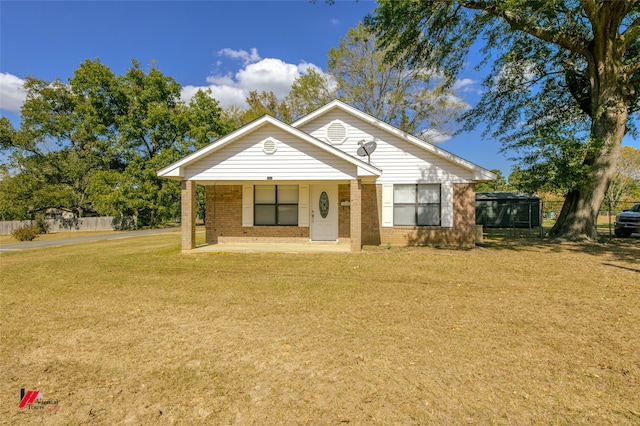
[254,185,299,226]
[393,184,441,226]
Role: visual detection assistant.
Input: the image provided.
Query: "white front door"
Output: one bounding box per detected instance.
[310,184,338,241]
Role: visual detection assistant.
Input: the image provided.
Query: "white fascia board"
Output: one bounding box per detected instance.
[473,168,498,182]
[293,99,495,182]
[159,166,183,180]
[357,166,381,178]
[291,99,344,127]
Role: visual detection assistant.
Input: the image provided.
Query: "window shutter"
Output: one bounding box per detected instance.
[441,182,454,227]
[381,184,394,227]
[242,185,253,227]
[298,184,309,227]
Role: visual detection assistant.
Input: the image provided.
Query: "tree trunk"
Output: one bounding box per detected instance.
[550,109,627,240]
[549,101,626,240]
[550,5,629,240]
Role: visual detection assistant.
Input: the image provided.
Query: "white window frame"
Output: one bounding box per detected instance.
[382,183,454,228]
[253,185,299,226]
[243,184,310,228]
[393,184,441,226]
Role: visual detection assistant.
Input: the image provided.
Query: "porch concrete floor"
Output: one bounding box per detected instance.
[186,242,352,254]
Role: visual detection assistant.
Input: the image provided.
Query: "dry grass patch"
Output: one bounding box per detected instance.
[1,234,639,424]
[0,230,142,245]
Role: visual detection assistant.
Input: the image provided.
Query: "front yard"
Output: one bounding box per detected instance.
[1,232,638,424]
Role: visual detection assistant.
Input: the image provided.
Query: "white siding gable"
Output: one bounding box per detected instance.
[298,109,478,184]
[183,123,360,182]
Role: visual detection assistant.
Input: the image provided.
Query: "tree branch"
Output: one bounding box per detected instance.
[459,0,590,56]
[627,59,640,76]
[621,15,640,50]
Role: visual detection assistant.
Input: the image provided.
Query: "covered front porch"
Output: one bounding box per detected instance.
[179,179,365,252]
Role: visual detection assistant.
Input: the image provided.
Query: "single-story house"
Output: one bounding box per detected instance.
[158,100,496,251]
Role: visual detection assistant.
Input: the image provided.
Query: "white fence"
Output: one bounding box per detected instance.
[0,216,137,235]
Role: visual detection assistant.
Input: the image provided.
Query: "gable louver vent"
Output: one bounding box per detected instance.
[262,138,277,154]
[326,120,347,145]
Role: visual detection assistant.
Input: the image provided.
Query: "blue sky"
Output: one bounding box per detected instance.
[1,1,638,178]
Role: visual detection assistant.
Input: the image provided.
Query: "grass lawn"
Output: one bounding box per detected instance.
[0,231,118,245]
[1,232,639,424]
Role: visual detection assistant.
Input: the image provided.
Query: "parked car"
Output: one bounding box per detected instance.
[614,203,640,237]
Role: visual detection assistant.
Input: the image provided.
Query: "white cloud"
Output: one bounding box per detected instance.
[442,92,471,110]
[206,85,247,108]
[181,49,329,109]
[0,73,27,112]
[420,129,452,145]
[297,62,319,73]
[453,78,475,91]
[218,48,261,65]
[420,128,453,144]
[205,73,235,87]
[236,58,301,98]
[497,61,537,84]
[330,18,339,25]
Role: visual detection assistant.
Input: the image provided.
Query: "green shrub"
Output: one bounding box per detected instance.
[11,225,40,241]
[34,218,50,234]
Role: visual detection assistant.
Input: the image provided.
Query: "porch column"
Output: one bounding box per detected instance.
[350,179,362,251]
[181,180,196,251]
[205,185,217,244]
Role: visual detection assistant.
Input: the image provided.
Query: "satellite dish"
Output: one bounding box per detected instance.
[356,140,377,164]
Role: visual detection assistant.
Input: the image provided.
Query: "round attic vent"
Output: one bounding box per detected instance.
[326,120,347,145]
[262,138,277,154]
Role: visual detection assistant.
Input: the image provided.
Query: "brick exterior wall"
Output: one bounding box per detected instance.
[338,184,350,238]
[204,182,476,248]
[361,184,381,245]
[205,185,309,244]
[372,183,476,247]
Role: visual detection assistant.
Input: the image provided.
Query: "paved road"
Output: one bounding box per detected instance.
[0,227,179,252]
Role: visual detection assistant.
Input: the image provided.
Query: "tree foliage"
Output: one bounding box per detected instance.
[225,90,293,127]
[367,0,640,240]
[475,169,509,192]
[606,146,640,210]
[283,23,466,139]
[329,23,466,138]
[1,59,229,225]
[286,68,337,121]
[243,90,292,124]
